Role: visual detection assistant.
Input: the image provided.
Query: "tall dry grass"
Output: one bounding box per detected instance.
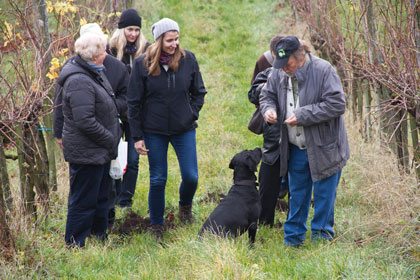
[342,117,420,250]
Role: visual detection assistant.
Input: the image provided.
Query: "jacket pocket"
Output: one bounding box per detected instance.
[315,141,341,172]
[313,120,337,146]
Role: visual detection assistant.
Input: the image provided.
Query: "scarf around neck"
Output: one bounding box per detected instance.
[125,43,137,55]
[87,62,104,72]
[159,51,172,65]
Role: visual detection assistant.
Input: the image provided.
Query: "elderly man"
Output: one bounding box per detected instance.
[259,36,350,247]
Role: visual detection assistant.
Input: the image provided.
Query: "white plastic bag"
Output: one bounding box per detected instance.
[109,138,128,180]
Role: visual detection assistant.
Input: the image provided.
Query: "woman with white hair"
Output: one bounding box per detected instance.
[57,31,121,248]
[127,18,207,241]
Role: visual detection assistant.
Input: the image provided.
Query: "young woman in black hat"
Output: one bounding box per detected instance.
[109,8,150,73]
[107,9,150,213]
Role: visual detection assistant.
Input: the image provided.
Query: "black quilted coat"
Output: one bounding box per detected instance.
[57,55,121,165]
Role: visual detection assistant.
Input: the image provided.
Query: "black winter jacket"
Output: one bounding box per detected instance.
[248,67,281,165]
[54,55,129,139]
[127,50,207,140]
[56,55,121,165]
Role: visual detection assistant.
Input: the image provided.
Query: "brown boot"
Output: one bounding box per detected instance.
[149,224,164,241]
[178,204,194,223]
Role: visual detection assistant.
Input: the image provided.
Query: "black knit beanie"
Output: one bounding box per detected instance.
[118,9,142,29]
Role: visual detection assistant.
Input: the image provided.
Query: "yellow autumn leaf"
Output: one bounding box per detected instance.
[51,57,62,68]
[59,48,69,56]
[108,12,121,18]
[80,17,87,26]
[4,21,13,38]
[46,71,59,80]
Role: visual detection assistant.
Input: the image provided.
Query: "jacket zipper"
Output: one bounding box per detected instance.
[167,69,171,135]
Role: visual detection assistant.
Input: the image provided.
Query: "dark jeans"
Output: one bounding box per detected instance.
[143,129,198,225]
[258,157,288,226]
[65,162,111,247]
[117,122,139,207]
[108,123,140,226]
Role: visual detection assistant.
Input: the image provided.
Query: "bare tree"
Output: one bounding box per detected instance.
[293,0,419,176]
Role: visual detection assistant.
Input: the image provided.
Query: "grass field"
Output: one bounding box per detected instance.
[1,0,420,279]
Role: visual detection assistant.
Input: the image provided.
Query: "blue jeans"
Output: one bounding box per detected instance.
[65,162,111,247]
[117,122,140,207]
[143,129,198,225]
[284,144,342,246]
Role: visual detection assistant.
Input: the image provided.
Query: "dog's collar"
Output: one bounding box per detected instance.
[234,180,258,187]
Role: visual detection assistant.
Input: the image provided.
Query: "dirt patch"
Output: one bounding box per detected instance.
[198,192,226,204]
[113,210,176,236]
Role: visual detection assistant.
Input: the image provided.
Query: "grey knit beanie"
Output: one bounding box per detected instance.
[151,18,180,41]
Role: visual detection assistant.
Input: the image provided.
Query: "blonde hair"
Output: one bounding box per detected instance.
[144,32,185,76]
[109,27,148,61]
[75,32,107,62]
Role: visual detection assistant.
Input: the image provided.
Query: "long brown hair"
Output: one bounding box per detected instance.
[144,33,185,76]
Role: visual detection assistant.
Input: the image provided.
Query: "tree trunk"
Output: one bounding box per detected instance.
[35,0,57,192]
[0,176,13,251]
[0,137,11,249]
[364,79,372,142]
[395,111,409,173]
[309,1,331,61]
[357,78,364,132]
[363,0,401,160]
[17,124,36,216]
[18,121,50,217]
[409,0,420,180]
[44,115,57,191]
[33,123,50,212]
[0,136,13,211]
[410,115,420,179]
[411,0,420,67]
[351,73,358,123]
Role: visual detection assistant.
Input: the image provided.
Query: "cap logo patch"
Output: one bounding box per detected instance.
[278,49,286,58]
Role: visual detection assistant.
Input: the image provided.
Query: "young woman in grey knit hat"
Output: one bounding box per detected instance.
[127,17,207,241]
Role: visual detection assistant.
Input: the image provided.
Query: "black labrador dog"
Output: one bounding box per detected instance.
[199,147,262,245]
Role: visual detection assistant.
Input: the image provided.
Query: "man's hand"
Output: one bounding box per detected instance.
[284,113,298,127]
[264,109,277,124]
[134,140,149,155]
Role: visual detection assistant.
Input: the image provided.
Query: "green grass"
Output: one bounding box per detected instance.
[1,0,420,279]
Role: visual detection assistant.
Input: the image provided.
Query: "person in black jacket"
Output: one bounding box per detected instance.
[54,23,129,146]
[55,31,121,248]
[127,18,207,240]
[108,9,150,209]
[54,24,129,231]
[248,35,289,227]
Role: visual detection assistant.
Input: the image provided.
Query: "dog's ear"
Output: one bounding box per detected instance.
[245,147,262,172]
[229,155,236,169]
